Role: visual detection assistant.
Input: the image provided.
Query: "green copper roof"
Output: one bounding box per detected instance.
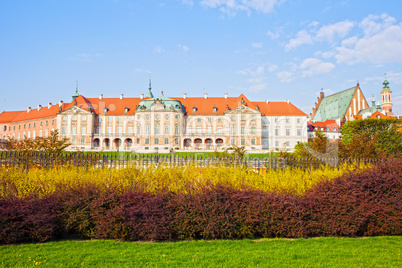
[313,86,357,121]
[137,94,185,112]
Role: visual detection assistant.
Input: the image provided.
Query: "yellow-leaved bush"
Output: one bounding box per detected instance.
[0,163,367,199]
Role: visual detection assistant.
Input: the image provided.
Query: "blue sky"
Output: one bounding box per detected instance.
[1,0,402,116]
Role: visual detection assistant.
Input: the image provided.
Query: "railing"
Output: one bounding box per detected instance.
[0,151,382,171]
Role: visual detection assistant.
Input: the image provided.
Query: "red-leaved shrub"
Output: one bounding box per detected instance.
[304,158,402,236]
[0,195,61,244]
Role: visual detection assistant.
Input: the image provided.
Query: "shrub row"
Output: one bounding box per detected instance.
[1,159,401,244]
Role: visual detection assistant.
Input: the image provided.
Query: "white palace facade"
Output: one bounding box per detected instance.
[0,81,308,153]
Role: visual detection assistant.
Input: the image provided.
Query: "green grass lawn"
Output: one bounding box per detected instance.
[1,237,401,267]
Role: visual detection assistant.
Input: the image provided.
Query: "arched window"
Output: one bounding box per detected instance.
[155,138,159,144]
[175,125,179,134]
[164,125,169,134]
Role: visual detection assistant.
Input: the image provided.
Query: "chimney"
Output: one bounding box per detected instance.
[37,105,42,111]
[120,94,123,100]
[204,93,207,99]
[224,93,228,99]
[27,107,31,113]
[140,93,144,99]
[183,93,187,99]
[265,99,269,104]
[48,102,52,109]
[286,99,290,104]
[99,94,103,100]
[320,89,324,100]
[59,100,63,107]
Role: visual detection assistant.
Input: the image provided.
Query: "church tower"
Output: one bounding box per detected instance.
[381,74,393,115]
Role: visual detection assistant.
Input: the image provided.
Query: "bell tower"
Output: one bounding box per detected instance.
[381,74,393,115]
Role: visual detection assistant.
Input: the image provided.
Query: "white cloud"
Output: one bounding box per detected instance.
[178,44,190,51]
[154,46,165,54]
[285,30,313,51]
[200,0,284,15]
[267,30,280,39]
[360,13,396,37]
[335,14,402,65]
[181,0,194,6]
[299,58,335,76]
[314,50,336,59]
[237,65,269,92]
[315,20,354,43]
[252,42,263,48]
[276,71,294,83]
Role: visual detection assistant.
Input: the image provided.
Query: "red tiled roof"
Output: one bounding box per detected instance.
[10,104,67,123]
[172,94,256,115]
[0,111,24,123]
[308,120,340,132]
[63,95,142,115]
[253,101,307,116]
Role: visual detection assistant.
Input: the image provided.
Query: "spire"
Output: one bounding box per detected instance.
[145,73,154,98]
[382,73,390,90]
[72,80,79,100]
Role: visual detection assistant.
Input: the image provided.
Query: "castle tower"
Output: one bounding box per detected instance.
[145,73,154,98]
[381,74,393,115]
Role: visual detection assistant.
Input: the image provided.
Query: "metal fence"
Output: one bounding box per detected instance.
[0,151,382,171]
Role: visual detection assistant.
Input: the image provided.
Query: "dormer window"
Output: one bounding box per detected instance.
[124,106,129,113]
[213,105,217,113]
[192,105,197,113]
[104,107,108,113]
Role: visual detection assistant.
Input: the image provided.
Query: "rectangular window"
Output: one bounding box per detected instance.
[175,125,179,135]
[29,123,31,128]
[197,118,201,123]
[275,141,279,147]
[137,126,140,134]
[80,138,85,145]
[230,126,235,134]
[231,139,235,145]
[251,139,255,145]
[97,117,102,123]
[108,117,112,123]
[286,129,290,136]
[128,117,133,122]
[207,127,212,134]
[117,127,122,134]
[71,126,76,135]
[231,115,235,121]
[297,129,301,136]
[39,130,43,137]
[72,115,77,121]
[197,127,202,134]
[107,127,112,134]
[62,116,67,121]
[251,115,255,121]
[164,138,169,144]
[82,115,86,121]
[52,119,55,125]
[24,124,26,129]
[286,118,290,123]
[96,127,101,134]
[241,126,245,134]
[251,126,255,134]
[217,127,222,134]
[118,117,122,123]
[208,117,212,122]
[297,118,301,124]
[241,139,245,145]
[275,117,278,123]
[186,127,191,134]
[145,125,150,134]
[81,126,86,135]
[46,120,48,126]
[145,138,149,144]
[286,141,290,147]
[128,127,133,134]
[218,117,222,123]
[62,126,66,135]
[241,115,245,121]
[275,129,279,136]
[155,138,159,144]
[71,138,76,145]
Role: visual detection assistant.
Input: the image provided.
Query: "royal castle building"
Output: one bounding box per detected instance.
[0,79,308,152]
